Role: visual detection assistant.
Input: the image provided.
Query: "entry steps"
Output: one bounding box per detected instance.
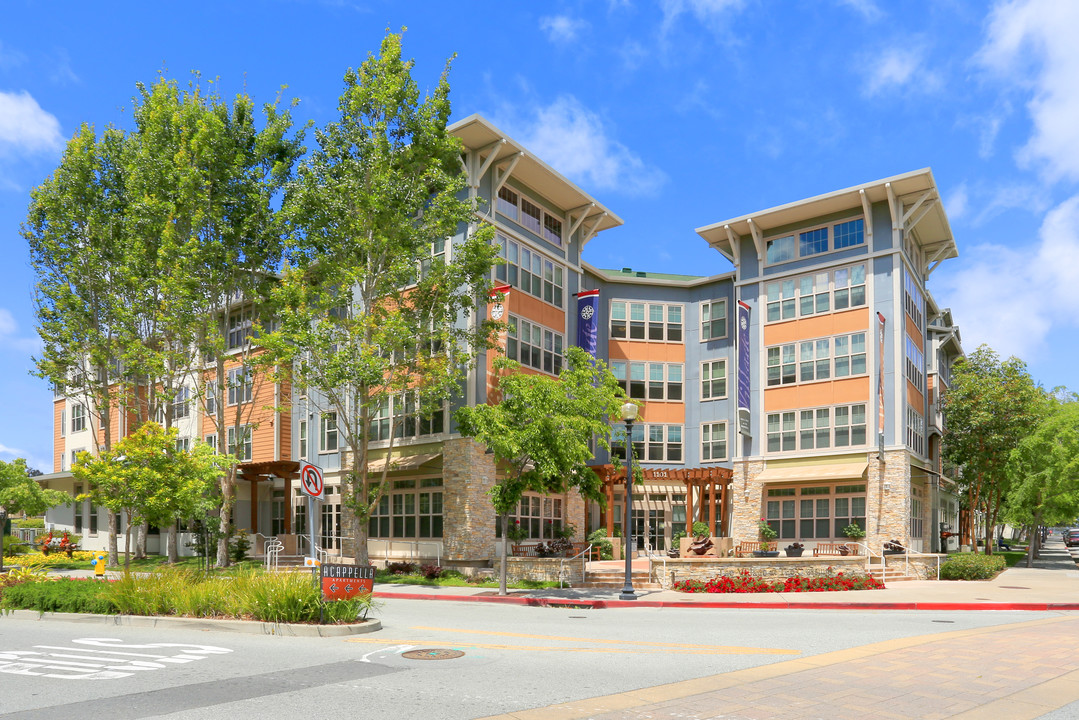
[867,558,920,583]
[577,567,660,590]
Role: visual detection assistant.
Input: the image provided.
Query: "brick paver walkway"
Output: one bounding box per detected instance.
[487,615,1079,720]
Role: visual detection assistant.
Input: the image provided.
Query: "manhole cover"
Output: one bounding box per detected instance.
[401,649,465,661]
[999,586,1030,590]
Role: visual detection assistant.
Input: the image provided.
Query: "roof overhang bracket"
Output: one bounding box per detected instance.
[905,198,937,237]
[901,190,933,229]
[580,212,607,247]
[723,224,741,265]
[859,189,874,244]
[746,218,765,262]
[568,202,596,239]
[492,152,524,198]
[925,244,951,278]
[474,139,506,187]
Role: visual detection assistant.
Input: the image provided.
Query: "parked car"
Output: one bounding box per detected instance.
[1063,529,1079,547]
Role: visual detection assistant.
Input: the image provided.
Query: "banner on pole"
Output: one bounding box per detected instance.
[576,289,600,356]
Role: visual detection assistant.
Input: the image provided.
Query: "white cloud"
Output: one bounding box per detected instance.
[835,0,883,22]
[977,0,1079,183]
[945,182,969,221]
[659,0,745,39]
[0,90,63,156]
[494,95,667,196]
[0,42,27,70]
[539,15,588,44]
[0,442,50,474]
[939,194,1079,362]
[970,181,1050,226]
[862,45,941,97]
[0,307,42,355]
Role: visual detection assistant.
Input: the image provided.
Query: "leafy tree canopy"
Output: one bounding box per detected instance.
[0,458,68,517]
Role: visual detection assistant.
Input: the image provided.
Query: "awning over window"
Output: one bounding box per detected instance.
[756,462,868,484]
[367,452,442,474]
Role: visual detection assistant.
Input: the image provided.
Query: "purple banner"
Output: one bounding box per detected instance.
[576,289,600,356]
[737,301,751,411]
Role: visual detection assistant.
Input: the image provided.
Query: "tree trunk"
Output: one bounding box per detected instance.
[135,522,147,559]
[499,511,509,596]
[166,522,179,563]
[217,472,234,567]
[107,512,119,566]
[123,516,132,571]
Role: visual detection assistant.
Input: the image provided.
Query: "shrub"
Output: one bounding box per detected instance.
[230,532,251,563]
[420,564,443,579]
[940,552,1006,580]
[672,570,884,593]
[691,522,711,537]
[13,518,45,529]
[586,529,614,560]
[1,578,115,614]
[385,561,417,575]
[3,535,29,556]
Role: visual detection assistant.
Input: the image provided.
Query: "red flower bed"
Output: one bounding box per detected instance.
[672,570,884,593]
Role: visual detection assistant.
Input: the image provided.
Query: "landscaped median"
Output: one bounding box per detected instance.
[0,567,377,634]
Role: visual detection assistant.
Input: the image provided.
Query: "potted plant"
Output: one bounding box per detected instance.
[784,542,805,557]
[842,523,866,541]
[756,519,779,556]
[883,539,905,555]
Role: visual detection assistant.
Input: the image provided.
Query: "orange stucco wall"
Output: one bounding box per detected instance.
[763,307,870,346]
[764,377,871,412]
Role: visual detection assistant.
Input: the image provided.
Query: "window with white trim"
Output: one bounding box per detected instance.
[71,404,86,433]
[227,367,252,406]
[227,425,252,461]
[701,299,727,341]
[764,264,866,323]
[765,217,865,265]
[904,268,924,327]
[910,485,924,538]
[701,360,727,400]
[610,301,683,342]
[369,393,446,442]
[612,423,683,463]
[172,386,190,420]
[320,412,338,453]
[507,315,563,375]
[298,420,308,460]
[701,422,727,462]
[60,409,66,437]
[227,309,253,350]
[494,234,564,308]
[204,434,218,452]
[611,361,683,401]
[766,404,867,453]
[905,336,925,391]
[765,484,866,540]
[369,478,444,538]
[496,187,563,246]
[906,405,925,456]
[176,436,191,452]
[204,381,217,417]
[767,333,867,386]
[495,492,564,540]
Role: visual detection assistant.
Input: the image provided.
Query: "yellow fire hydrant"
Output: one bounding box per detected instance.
[91,551,107,578]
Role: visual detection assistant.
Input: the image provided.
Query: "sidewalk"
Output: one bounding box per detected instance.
[374,542,1079,611]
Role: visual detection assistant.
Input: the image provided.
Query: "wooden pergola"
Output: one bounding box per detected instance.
[589,465,734,538]
[236,460,300,533]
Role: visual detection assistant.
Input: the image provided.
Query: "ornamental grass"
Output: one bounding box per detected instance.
[673,570,885,593]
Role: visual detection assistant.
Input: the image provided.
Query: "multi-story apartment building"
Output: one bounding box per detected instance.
[40,115,964,564]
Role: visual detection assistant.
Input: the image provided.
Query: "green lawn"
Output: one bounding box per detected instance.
[374,570,559,590]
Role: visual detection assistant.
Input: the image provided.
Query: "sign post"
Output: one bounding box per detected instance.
[299,463,324,569]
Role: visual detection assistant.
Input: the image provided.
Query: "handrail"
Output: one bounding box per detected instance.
[559,543,592,589]
[264,537,283,571]
[380,539,442,566]
[882,542,942,580]
[643,542,669,590]
[836,541,879,575]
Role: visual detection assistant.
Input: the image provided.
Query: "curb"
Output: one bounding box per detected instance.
[375,592,1079,612]
[1,609,382,636]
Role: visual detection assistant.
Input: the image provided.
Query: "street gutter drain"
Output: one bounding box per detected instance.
[402,649,465,661]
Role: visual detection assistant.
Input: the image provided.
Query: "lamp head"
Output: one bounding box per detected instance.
[620,402,638,423]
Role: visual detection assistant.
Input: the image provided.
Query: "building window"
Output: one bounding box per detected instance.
[701,360,727,400]
[495,492,562,540]
[495,186,563,247]
[906,336,925,391]
[172,386,190,420]
[321,502,342,550]
[507,316,563,375]
[227,309,253,350]
[369,394,446,442]
[60,409,66,437]
[611,362,683,401]
[907,405,925,456]
[765,217,865,265]
[227,425,252,461]
[227,367,252,406]
[298,420,308,459]
[369,478,445,539]
[419,237,447,279]
[612,423,683,463]
[204,381,217,417]
[910,485,924,538]
[765,484,866,540]
[904,268,925,328]
[701,299,727,341]
[702,422,727,462]
[204,434,218,453]
[73,483,83,534]
[320,413,338,453]
[767,333,866,387]
[175,436,191,452]
[767,404,866,453]
[497,186,519,219]
[610,301,683,343]
[494,235,565,308]
[71,404,86,433]
[764,264,866,323]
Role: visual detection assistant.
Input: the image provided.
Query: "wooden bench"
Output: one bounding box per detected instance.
[734,541,777,557]
[511,541,591,559]
[813,543,860,557]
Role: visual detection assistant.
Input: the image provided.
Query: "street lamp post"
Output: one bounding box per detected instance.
[620,402,638,601]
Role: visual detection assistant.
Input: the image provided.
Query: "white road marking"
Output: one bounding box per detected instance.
[0,638,233,680]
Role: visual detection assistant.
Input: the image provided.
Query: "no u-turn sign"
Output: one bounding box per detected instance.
[299,462,324,500]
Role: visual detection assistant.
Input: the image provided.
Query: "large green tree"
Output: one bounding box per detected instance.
[73,422,228,569]
[455,347,627,595]
[25,122,130,565]
[265,31,498,565]
[0,458,68,518]
[942,345,1047,553]
[1006,398,1079,566]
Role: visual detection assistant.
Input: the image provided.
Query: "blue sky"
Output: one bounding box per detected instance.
[1,0,1077,472]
